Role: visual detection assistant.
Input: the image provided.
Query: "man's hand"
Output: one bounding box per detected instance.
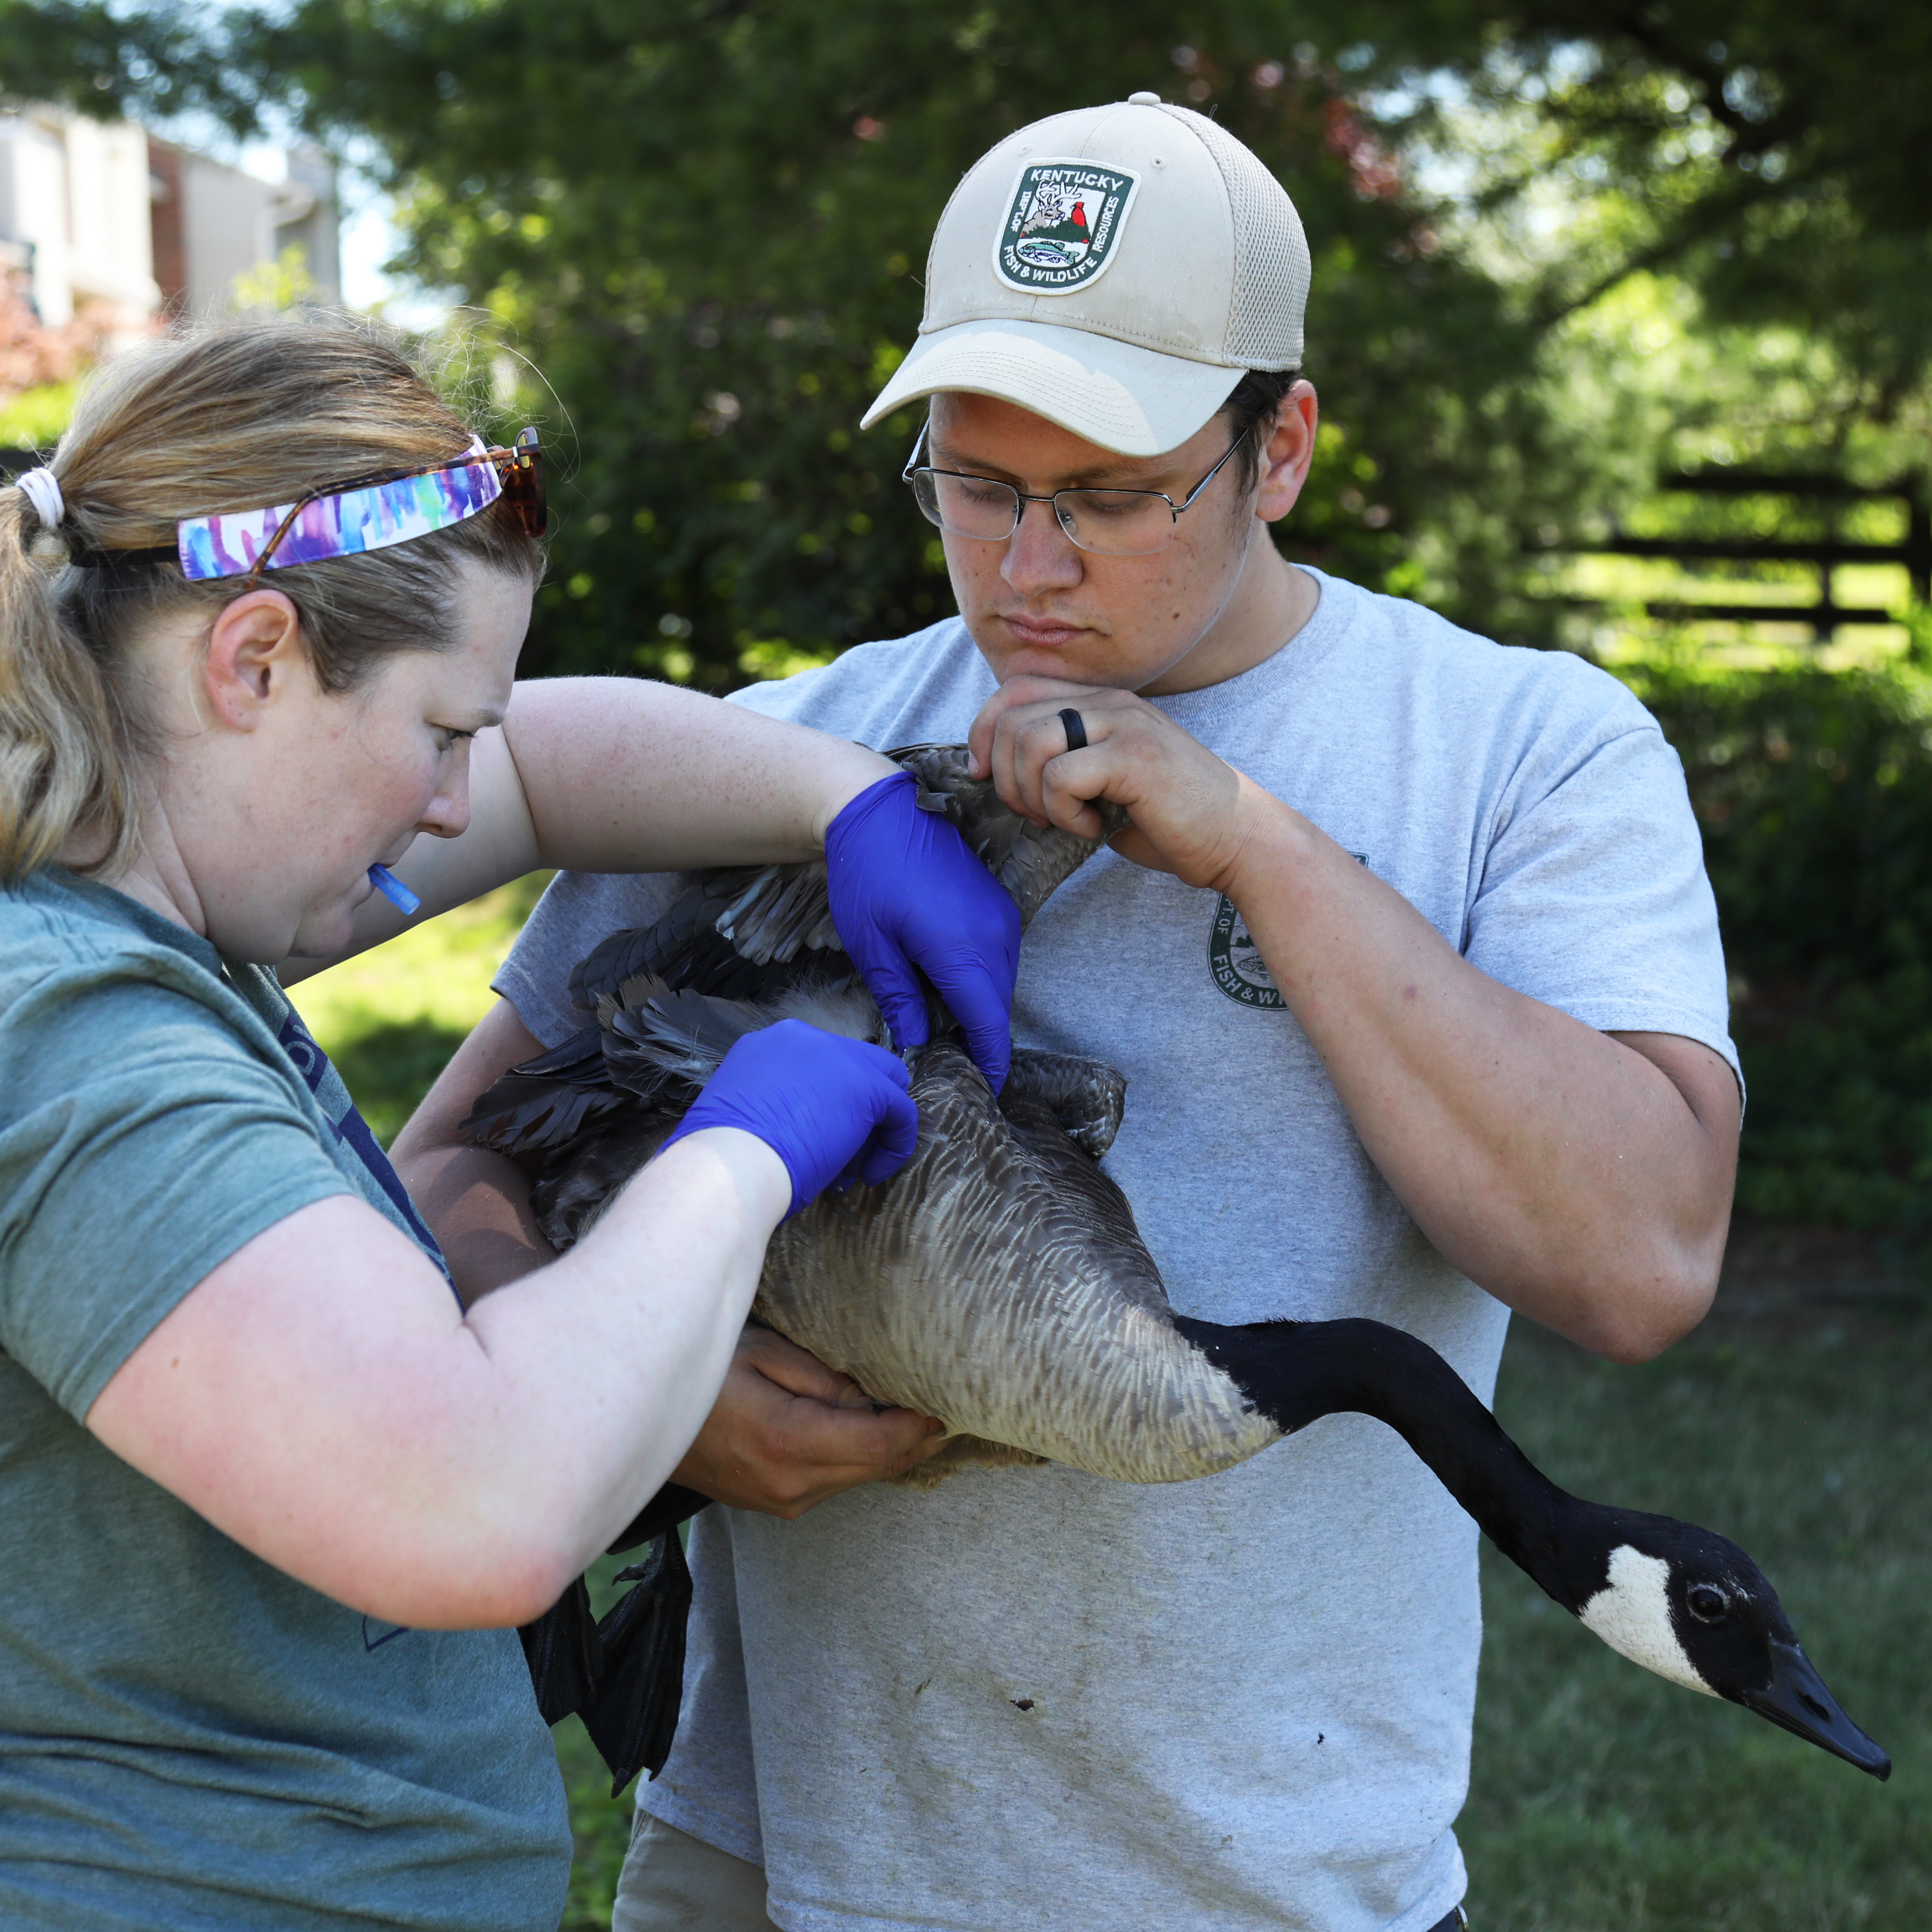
[967,676,1268,894]
[673,1326,946,1518]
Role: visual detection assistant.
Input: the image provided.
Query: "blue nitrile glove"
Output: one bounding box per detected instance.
[660,1019,919,1219]
[824,771,1022,1093]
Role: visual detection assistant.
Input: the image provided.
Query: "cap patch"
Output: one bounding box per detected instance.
[995,160,1139,294]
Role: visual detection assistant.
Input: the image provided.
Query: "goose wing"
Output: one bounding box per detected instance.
[463,742,1113,1168]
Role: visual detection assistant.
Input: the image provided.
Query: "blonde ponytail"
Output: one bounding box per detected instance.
[0,484,140,878]
[0,313,541,883]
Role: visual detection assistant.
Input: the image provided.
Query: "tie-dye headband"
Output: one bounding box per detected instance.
[51,434,545,583]
[67,428,545,580]
[177,447,505,581]
[171,432,552,587]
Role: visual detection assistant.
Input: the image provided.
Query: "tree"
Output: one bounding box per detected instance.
[210,3,1566,682]
[9,0,1927,684]
[0,1,249,125]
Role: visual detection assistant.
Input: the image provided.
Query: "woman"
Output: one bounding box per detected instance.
[0,318,1018,1932]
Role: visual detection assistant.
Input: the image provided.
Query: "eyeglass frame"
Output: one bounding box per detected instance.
[899,417,1254,557]
[243,425,547,581]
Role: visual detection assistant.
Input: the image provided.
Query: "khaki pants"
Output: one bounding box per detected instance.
[608,1809,1470,1932]
[610,1810,778,1932]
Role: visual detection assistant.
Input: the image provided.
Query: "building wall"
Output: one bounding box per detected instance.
[176,148,277,317]
[62,117,156,314]
[277,146,343,308]
[148,138,185,307]
[0,109,338,330]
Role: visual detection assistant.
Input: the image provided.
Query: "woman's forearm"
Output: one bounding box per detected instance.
[88,1129,789,1630]
[502,675,897,871]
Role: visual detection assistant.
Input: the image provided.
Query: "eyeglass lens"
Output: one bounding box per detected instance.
[500,427,547,538]
[911,470,1178,558]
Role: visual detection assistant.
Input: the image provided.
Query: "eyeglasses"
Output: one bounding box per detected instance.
[901,420,1251,558]
[170,427,547,582]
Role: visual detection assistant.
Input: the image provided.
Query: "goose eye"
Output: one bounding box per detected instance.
[1687,1583,1729,1624]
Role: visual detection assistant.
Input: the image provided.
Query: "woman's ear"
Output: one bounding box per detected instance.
[1254,380,1319,525]
[201,590,307,731]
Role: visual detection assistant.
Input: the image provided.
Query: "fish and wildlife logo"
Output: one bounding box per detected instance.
[1208,895,1285,1010]
[1208,858,1369,1011]
[995,161,1139,293]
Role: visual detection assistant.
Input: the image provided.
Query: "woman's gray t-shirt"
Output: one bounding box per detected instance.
[496,571,1737,1932]
[0,871,569,1932]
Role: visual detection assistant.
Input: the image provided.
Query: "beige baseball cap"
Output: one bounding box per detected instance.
[861,95,1311,458]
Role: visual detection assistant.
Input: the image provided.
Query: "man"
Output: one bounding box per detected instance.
[396,95,1740,1932]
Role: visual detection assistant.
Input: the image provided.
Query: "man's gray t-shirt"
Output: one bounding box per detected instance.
[0,871,570,1932]
[497,569,1736,1932]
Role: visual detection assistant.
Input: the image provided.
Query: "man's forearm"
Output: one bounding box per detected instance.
[1227,785,1738,1361]
[401,1141,556,1305]
[391,998,562,1304]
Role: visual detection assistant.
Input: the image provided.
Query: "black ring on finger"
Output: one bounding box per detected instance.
[1058,708,1087,754]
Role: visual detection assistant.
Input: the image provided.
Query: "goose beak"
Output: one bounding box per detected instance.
[1735,1640,1891,1779]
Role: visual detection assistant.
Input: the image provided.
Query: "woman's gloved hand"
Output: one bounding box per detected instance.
[825,772,1022,1092]
[660,1019,919,1219]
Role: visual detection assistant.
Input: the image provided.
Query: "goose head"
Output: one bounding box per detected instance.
[1572,1515,1890,1778]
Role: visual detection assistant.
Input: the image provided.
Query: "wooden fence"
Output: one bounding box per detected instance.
[1567,469,1930,641]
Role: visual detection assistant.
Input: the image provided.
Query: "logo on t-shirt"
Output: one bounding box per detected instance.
[1208,859,1368,1010]
[995,161,1139,293]
[1208,895,1284,1009]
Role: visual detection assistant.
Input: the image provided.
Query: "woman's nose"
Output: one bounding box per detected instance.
[418,763,471,840]
[1000,497,1084,597]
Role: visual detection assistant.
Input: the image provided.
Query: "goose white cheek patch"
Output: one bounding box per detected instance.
[1579,1544,1718,1696]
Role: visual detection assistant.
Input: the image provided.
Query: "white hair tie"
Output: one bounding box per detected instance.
[16,467,65,530]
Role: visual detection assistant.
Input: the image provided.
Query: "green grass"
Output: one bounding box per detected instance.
[1464,1307,1929,1929]
[295,884,1926,1924]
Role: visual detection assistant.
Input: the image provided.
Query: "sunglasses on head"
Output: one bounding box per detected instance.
[77,427,547,582]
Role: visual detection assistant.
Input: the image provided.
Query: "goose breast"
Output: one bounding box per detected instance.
[758,1041,1279,1484]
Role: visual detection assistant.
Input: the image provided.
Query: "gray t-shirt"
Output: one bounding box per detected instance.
[0,870,569,1932]
[496,569,1736,1932]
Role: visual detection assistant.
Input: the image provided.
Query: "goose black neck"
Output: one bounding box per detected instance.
[1173,1316,1601,1613]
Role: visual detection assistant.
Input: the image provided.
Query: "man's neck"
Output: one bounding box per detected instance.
[1137,539,1317,699]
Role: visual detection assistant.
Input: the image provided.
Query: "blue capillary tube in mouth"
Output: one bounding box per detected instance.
[367,864,421,916]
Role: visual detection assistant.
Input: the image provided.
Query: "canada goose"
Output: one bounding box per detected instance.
[466,745,1890,1787]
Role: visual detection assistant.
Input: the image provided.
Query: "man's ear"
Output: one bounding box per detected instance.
[201,589,307,731]
[1254,380,1319,525]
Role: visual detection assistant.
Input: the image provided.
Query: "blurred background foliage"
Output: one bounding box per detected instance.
[11,0,1927,682]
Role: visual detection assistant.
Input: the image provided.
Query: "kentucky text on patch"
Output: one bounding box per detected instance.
[994,161,1139,294]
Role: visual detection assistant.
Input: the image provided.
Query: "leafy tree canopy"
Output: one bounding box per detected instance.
[0,1,251,124]
[6,1,1929,683]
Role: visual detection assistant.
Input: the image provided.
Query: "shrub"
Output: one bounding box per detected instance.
[1626,653,1932,1245]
